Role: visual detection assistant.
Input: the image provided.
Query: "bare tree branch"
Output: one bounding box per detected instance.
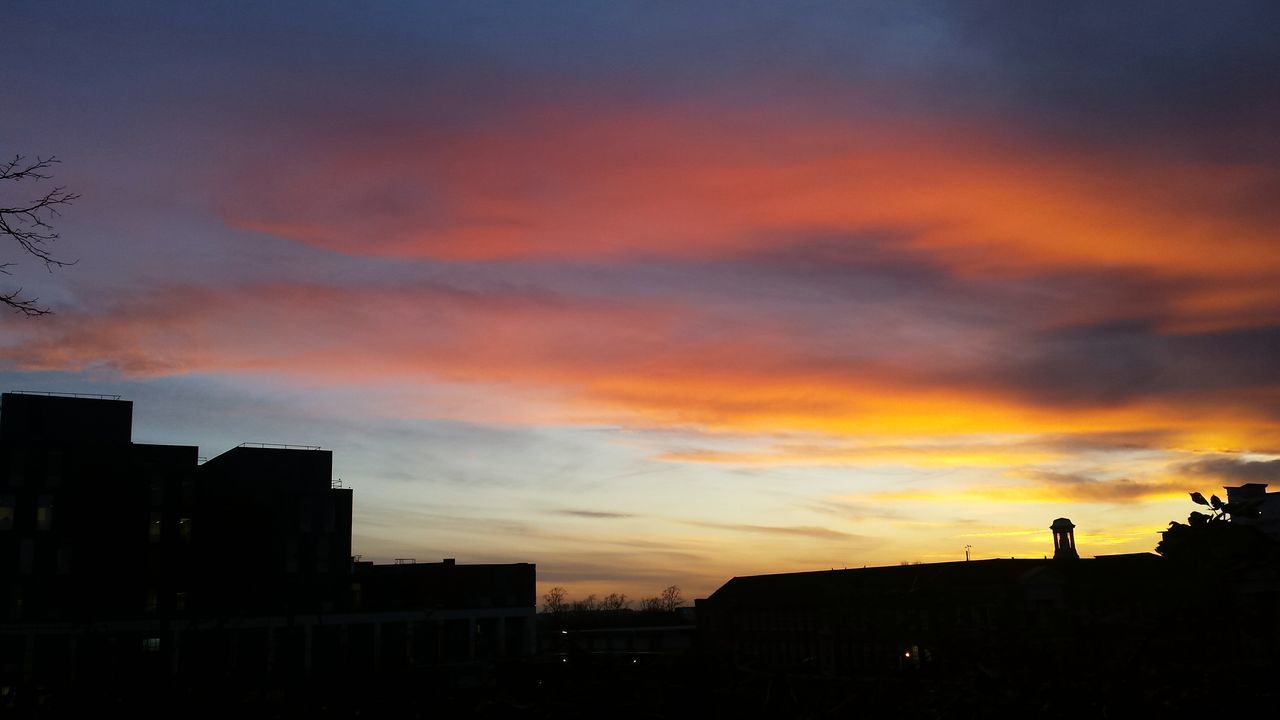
[1,154,79,315]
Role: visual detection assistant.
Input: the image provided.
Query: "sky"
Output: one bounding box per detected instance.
[4,1,1280,601]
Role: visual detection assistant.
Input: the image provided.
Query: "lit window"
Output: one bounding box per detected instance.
[149,512,162,542]
[36,495,53,531]
[142,637,161,652]
[178,517,192,542]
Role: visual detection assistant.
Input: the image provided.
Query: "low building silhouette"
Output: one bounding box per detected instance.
[540,606,697,663]
[0,391,536,707]
[696,512,1280,714]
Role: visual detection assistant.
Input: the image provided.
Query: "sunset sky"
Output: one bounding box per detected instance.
[4,1,1280,601]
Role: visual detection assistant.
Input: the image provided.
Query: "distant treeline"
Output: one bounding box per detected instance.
[541,584,683,613]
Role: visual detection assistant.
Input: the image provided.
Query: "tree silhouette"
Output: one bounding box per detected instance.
[1157,490,1277,565]
[1,155,79,316]
[542,586,568,613]
[599,592,629,611]
[639,585,683,612]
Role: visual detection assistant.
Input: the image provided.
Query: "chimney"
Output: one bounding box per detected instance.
[1050,518,1079,560]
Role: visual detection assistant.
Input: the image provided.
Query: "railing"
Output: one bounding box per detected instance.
[394,558,416,565]
[236,442,323,451]
[9,390,123,400]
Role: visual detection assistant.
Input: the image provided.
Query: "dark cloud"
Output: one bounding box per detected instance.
[1179,456,1280,485]
[936,1,1280,162]
[719,235,1187,328]
[1034,430,1178,454]
[980,320,1172,408]
[965,322,1280,409]
[702,239,1280,413]
[1027,471,1183,503]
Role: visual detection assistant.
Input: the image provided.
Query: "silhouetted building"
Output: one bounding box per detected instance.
[696,515,1280,691]
[0,392,199,624]
[1050,517,1079,560]
[193,444,353,615]
[0,391,536,704]
[540,607,697,662]
[1225,483,1280,542]
[351,559,537,665]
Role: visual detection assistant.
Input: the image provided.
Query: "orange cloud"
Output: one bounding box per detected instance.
[658,441,1060,468]
[6,279,1280,456]
[860,475,1187,506]
[220,106,1280,334]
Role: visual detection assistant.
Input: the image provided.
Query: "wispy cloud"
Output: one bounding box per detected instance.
[553,509,637,520]
[684,521,867,541]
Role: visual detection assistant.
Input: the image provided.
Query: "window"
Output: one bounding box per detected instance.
[46,451,62,488]
[149,477,163,507]
[316,538,329,572]
[19,539,34,575]
[7,452,23,486]
[36,495,53,531]
[174,592,187,612]
[178,517,192,542]
[145,589,158,614]
[142,637,161,652]
[0,493,13,530]
[149,512,162,542]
